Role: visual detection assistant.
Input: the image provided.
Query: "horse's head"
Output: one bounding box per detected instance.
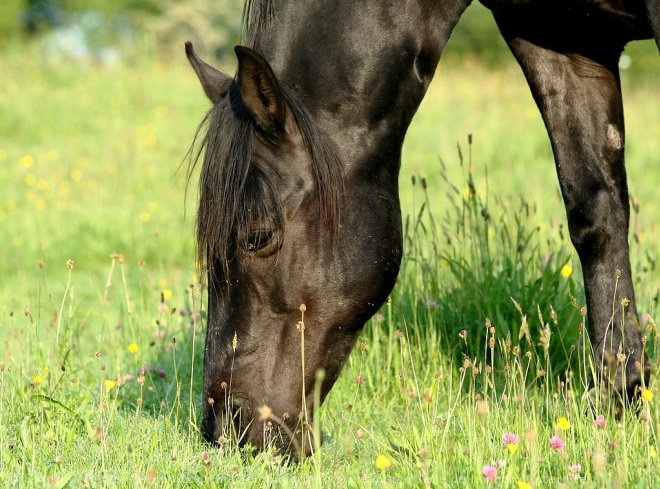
[186,43,402,458]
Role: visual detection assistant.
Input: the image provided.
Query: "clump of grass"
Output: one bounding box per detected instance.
[333,137,660,487]
[399,136,583,383]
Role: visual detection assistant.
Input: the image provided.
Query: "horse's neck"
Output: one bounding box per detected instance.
[263,0,471,179]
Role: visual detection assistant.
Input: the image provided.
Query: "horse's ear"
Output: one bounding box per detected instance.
[234,45,287,137]
[185,41,231,104]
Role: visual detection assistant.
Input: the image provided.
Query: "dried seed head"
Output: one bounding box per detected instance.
[66,259,74,270]
[615,269,622,278]
[476,400,488,417]
[258,405,272,421]
[299,304,306,312]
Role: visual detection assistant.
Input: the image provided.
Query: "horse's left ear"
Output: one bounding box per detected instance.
[234,45,287,137]
[185,41,232,104]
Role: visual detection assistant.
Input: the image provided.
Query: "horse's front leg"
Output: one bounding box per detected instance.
[495,18,650,401]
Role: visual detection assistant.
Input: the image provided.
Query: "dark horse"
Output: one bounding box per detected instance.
[186,0,659,456]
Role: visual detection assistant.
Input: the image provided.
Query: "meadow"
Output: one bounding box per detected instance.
[1,21,659,488]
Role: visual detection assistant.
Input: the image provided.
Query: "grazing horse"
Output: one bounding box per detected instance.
[186,0,659,456]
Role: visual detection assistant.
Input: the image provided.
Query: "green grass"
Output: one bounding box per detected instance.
[1,36,659,487]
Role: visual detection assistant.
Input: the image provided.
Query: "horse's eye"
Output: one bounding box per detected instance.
[244,229,274,252]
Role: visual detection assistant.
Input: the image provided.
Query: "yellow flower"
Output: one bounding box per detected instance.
[557,416,571,430]
[20,155,35,168]
[104,380,117,391]
[517,482,532,489]
[128,343,139,354]
[641,389,654,402]
[508,443,519,454]
[559,265,573,278]
[162,289,172,301]
[650,447,657,458]
[33,375,43,384]
[139,212,150,223]
[375,454,391,470]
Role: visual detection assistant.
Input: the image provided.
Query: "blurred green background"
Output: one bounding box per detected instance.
[1,0,657,300]
[2,0,657,67]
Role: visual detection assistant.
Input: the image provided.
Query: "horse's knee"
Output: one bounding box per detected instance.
[565,187,628,259]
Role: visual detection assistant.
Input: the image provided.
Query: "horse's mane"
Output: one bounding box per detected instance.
[189,0,344,287]
[242,0,276,52]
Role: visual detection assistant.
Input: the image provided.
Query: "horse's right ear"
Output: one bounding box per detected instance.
[185,41,231,104]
